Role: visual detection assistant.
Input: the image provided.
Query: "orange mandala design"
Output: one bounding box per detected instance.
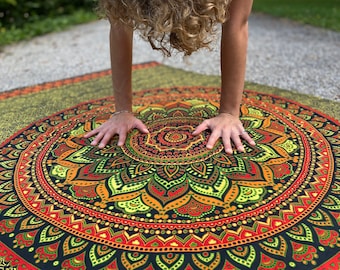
[1,86,339,270]
[13,89,333,252]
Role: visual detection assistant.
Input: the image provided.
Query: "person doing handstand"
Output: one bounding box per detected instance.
[84,0,256,154]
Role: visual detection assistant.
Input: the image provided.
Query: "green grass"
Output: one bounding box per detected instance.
[252,0,340,32]
[0,9,97,47]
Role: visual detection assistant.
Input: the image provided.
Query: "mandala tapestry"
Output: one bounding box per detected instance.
[0,85,339,270]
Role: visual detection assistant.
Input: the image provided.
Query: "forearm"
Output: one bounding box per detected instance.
[110,23,133,112]
[220,0,252,117]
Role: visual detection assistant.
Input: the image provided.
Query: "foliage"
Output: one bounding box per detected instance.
[0,9,97,46]
[0,0,96,28]
[0,0,97,46]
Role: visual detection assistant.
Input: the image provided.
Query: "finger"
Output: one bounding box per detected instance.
[91,133,104,146]
[84,129,98,138]
[241,131,256,146]
[193,121,208,135]
[135,120,149,134]
[231,133,245,153]
[206,131,219,149]
[221,134,233,154]
[117,132,127,147]
[98,133,114,149]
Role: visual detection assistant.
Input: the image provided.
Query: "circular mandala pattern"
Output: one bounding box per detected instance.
[122,117,221,165]
[0,86,339,270]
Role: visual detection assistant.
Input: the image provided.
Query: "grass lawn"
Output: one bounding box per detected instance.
[0,9,97,47]
[252,0,340,32]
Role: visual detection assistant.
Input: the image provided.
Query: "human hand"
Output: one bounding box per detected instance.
[84,112,149,148]
[192,113,255,154]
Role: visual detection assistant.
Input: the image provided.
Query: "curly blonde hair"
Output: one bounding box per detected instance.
[98,0,232,56]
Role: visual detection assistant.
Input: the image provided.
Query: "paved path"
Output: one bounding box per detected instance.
[1,13,339,101]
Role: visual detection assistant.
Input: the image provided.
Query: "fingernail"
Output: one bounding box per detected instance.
[226,149,232,154]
